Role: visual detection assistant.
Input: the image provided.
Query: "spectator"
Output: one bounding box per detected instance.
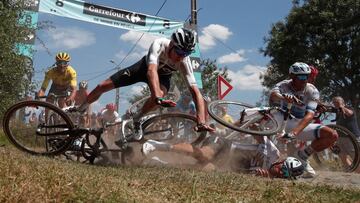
[29,112,38,125]
[332,96,360,140]
[175,95,196,115]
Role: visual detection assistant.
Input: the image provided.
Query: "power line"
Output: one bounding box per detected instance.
[85,0,169,82]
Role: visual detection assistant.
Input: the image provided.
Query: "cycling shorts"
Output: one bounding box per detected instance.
[110,56,172,91]
[48,84,72,96]
[273,111,323,141]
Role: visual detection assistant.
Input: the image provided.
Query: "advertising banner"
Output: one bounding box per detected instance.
[17,0,40,59]
[39,0,184,36]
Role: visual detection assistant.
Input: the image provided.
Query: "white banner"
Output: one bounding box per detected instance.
[39,0,184,36]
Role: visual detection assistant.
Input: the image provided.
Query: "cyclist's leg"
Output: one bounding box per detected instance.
[294,123,338,153]
[86,57,148,105]
[286,121,337,174]
[143,134,225,163]
[139,75,171,118]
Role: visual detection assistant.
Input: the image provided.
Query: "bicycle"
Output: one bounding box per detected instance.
[35,92,91,162]
[2,100,205,165]
[207,100,283,136]
[207,98,360,172]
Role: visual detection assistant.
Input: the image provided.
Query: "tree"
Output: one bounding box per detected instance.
[261,0,360,107]
[0,0,34,121]
[199,59,231,101]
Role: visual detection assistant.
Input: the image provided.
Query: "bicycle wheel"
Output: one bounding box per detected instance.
[207,100,281,136]
[2,100,74,155]
[141,113,206,145]
[312,124,360,172]
[127,92,179,116]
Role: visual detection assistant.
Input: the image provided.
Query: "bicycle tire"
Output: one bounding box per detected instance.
[207,100,281,136]
[312,124,360,172]
[141,113,206,145]
[2,100,74,156]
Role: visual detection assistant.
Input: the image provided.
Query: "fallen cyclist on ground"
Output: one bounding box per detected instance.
[141,132,305,179]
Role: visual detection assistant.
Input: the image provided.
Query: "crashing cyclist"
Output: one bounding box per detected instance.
[78,28,215,144]
[37,52,77,108]
[141,134,304,179]
[269,62,338,178]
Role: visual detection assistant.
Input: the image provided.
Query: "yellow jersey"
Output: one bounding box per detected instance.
[41,66,77,90]
[217,114,234,129]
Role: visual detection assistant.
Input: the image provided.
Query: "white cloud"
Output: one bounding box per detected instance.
[227,64,266,90]
[199,24,233,51]
[120,30,160,50]
[218,50,247,64]
[45,27,96,50]
[114,50,145,64]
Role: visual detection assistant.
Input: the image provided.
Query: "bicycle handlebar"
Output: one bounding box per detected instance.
[36,92,70,99]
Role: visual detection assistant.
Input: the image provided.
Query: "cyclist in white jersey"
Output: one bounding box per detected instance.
[269,62,338,177]
[78,28,214,140]
[141,135,305,179]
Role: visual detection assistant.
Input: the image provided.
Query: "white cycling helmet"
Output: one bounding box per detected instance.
[289,62,311,75]
[282,157,304,178]
[171,28,197,52]
[79,80,88,89]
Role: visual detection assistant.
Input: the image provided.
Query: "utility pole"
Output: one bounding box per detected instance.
[115,86,120,111]
[109,60,120,111]
[190,0,197,29]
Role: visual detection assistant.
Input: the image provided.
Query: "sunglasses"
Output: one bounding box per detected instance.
[295,74,309,81]
[174,47,192,57]
[56,61,69,66]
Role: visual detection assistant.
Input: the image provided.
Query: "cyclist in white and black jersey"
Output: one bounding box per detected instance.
[141,135,305,179]
[78,28,214,141]
[269,62,338,178]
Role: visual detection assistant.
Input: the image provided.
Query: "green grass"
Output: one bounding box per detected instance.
[0,144,359,202]
[0,129,9,146]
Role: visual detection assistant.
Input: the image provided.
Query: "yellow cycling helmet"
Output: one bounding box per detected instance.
[55,52,71,62]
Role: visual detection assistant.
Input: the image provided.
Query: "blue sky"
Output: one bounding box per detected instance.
[32,0,293,114]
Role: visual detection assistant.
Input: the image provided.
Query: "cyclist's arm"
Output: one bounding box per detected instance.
[291,111,315,136]
[292,89,319,135]
[147,63,163,98]
[179,59,206,124]
[67,69,77,101]
[269,89,284,107]
[40,71,51,92]
[189,85,206,124]
[67,85,77,102]
[339,106,354,117]
[269,91,284,102]
[147,40,164,98]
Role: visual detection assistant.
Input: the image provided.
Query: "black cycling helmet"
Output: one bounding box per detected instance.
[171,28,197,52]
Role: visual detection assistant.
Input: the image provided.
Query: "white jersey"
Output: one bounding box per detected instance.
[146,38,197,87]
[272,79,320,118]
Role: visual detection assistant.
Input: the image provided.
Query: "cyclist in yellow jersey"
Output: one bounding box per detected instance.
[217,105,234,129]
[37,52,77,108]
